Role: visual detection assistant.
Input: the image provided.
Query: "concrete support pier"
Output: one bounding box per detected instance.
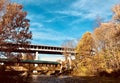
[33,52,38,73]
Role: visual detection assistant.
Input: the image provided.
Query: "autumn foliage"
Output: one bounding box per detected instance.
[0,0,32,59]
[0,1,32,44]
[73,4,120,77]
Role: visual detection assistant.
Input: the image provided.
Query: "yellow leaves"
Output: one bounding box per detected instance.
[75,32,95,75]
[112,4,120,13]
[74,57,96,76]
[74,4,120,76]
[76,32,94,57]
[112,4,120,20]
[79,67,88,76]
[106,69,113,73]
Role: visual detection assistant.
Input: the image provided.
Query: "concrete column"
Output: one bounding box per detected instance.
[68,54,72,69]
[21,53,25,60]
[33,52,38,73]
[35,52,38,60]
[35,52,38,66]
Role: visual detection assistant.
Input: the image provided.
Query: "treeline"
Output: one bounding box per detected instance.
[73,4,120,77]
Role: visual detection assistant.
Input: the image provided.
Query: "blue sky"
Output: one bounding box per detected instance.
[12,0,120,46]
[11,0,120,61]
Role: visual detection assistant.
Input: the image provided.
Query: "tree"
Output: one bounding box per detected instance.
[0,0,8,13]
[0,1,32,58]
[0,3,32,44]
[0,0,8,37]
[73,4,120,76]
[73,32,96,75]
[112,4,120,22]
[92,4,120,70]
[76,32,95,58]
[0,1,32,82]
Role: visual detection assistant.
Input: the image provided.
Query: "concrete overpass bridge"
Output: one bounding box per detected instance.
[0,43,75,74]
[0,43,75,54]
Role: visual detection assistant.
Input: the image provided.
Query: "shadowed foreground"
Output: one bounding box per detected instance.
[0,73,120,83]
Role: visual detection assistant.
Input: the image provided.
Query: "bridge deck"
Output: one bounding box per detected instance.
[0,43,75,54]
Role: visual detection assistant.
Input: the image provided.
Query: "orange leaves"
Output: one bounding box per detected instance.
[0,0,8,11]
[0,1,32,45]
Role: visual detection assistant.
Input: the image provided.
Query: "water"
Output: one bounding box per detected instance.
[31,75,70,83]
[1,74,120,83]
[31,75,83,83]
[30,75,120,83]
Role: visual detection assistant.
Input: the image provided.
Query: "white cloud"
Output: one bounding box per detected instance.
[25,12,75,45]
[32,29,74,41]
[11,0,64,6]
[12,0,120,45]
[70,0,120,20]
[29,20,75,42]
[11,0,47,5]
[44,19,55,23]
[26,14,45,22]
[27,13,75,42]
[44,16,67,23]
[31,22,43,28]
[54,10,82,16]
[53,0,120,24]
